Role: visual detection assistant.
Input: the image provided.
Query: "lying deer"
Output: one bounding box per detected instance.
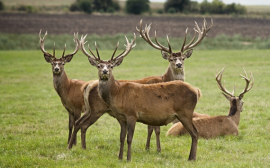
[39,31,85,145]
[75,34,201,161]
[166,67,254,138]
[137,19,213,151]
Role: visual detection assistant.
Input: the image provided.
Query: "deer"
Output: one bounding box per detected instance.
[136,19,213,151]
[166,67,254,138]
[39,30,86,146]
[74,34,201,161]
[67,19,212,153]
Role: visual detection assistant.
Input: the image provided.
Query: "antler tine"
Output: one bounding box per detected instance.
[137,19,171,53]
[216,66,234,97]
[80,34,98,60]
[182,18,213,52]
[62,44,66,58]
[66,32,80,56]
[39,30,54,57]
[53,42,55,57]
[94,42,100,60]
[239,68,254,98]
[113,33,136,60]
[111,41,119,60]
[180,28,188,52]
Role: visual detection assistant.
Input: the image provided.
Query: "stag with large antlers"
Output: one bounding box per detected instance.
[39,30,86,145]
[137,18,212,150]
[167,67,254,138]
[70,34,201,161]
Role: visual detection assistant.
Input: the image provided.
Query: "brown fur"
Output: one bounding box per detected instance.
[82,51,201,161]
[166,92,244,139]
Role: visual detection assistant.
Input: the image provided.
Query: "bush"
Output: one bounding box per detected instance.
[126,0,150,15]
[167,7,176,14]
[210,0,225,14]
[78,0,92,14]
[69,3,80,12]
[107,7,115,13]
[17,5,36,13]
[157,9,164,14]
[164,0,190,13]
[0,1,4,11]
[200,0,211,14]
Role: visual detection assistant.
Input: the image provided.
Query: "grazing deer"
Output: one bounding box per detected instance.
[76,34,201,161]
[39,30,85,145]
[166,67,254,138]
[136,19,212,150]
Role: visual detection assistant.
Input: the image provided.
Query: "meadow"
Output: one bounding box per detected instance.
[0,49,269,167]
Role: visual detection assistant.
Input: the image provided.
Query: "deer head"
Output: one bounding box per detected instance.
[39,30,79,75]
[78,33,136,80]
[136,19,213,70]
[216,66,254,114]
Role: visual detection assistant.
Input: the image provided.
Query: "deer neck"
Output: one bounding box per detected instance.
[227,100,241,126]
[98,74,118,105]
[163,64,185,82]
[53,71,71,97]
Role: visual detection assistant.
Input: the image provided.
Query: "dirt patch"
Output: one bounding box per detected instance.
[1,13,270,38]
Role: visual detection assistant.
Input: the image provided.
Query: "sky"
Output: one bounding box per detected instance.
[150,0,270,5]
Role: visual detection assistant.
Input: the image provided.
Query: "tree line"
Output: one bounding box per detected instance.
[70,0,246,15]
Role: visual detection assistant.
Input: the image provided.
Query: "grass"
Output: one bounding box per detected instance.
[0,49,270,167]
[2,33,270,50]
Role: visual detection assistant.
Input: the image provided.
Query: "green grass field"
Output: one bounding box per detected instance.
[0,49,270,167]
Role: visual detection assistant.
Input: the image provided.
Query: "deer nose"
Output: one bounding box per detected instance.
[176,63,182,68]
[103,70,108,74]
[55,68,59,72]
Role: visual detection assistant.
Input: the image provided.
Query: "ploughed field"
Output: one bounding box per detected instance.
[1,13,270,38]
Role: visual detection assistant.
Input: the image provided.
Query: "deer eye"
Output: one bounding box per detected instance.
[97,65,100,68]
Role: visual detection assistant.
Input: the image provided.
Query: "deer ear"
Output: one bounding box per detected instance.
[112,57,124,67]
[222,92,231,101]
[184,49,193,58]
[63,54,74,63]
[161,51,170,60]
[88,57,99,67]
[44,54,53,63]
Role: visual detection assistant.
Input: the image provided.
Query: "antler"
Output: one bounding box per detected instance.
[39,30,55,58]
[62,32,80,58]
[79,34,100,61]
[111,33,136,61]
[216,66,235,97]
[181,18,213,52]
[136,20,171,53]
[39,30,79,59]
[238,68,254,98]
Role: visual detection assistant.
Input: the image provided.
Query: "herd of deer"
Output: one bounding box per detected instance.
[39,18,254,161]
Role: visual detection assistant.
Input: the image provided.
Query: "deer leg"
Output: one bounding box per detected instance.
[118,120,127,160]
[176,114,198,161]
[67,113,83,150]
[126,117,136,161]
[154,126,161,152]
[79,112,103,149]
[145,125,153,150]
[68,113,74,145]
[72,110,82,146]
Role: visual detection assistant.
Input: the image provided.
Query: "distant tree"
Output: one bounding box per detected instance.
[164,0,190,13]
[93,0,120,12]
[78,0,92,14]
[224,3,246,14]
[126,0,150,15]
[0,1,4,11]
[210,0,225,14]
[200,0,211,14]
